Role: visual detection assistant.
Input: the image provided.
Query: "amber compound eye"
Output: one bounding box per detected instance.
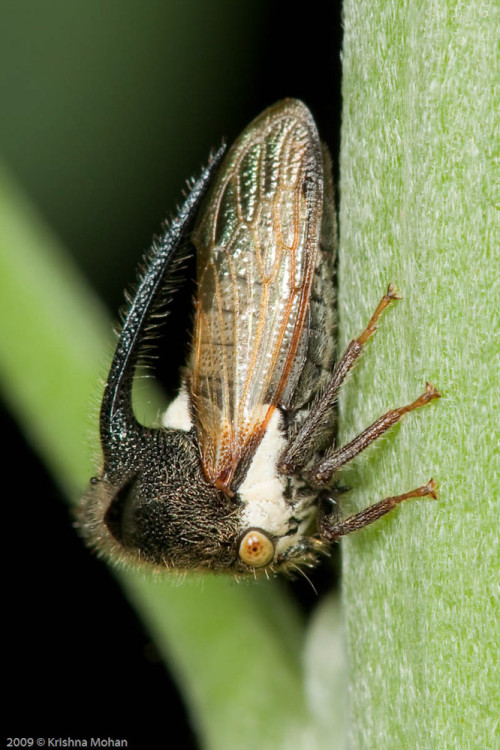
[238,529,274,568]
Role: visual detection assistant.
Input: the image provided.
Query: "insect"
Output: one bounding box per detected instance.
[79,99,440,576]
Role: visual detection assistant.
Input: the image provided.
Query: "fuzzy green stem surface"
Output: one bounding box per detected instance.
[338,1,498,747]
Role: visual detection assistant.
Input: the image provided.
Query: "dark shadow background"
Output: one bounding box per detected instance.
[1,2,343,747]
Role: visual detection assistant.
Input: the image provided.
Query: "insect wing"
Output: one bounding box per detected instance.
[191,100,324,491]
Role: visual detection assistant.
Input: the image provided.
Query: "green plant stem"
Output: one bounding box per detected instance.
[338,1,498,747]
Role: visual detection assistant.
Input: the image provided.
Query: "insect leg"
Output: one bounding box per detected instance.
[318,479,438,542]
[309,383,440,486]
[279,284,400,475]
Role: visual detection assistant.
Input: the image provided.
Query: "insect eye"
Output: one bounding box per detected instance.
[238,530,274,568]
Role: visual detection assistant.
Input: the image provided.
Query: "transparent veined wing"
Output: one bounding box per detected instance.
[190,99,324,493]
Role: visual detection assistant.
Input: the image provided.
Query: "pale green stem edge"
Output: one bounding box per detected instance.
[338,1,498,748]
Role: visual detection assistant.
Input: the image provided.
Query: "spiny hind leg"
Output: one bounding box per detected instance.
[279,284,401,475]
[309,383,441,486]
[318,479,438,543]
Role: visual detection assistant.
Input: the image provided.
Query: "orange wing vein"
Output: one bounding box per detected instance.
[190,100,324,493]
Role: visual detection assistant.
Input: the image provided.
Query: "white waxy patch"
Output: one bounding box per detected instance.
[162,387,193,431]
[239,409,292,538]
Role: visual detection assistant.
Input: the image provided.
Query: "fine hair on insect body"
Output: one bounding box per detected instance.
[78,99,440,576]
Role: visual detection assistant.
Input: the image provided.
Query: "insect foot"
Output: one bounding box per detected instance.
[356,283,401,346]
[309,382,441,486]
[318,478,439,542]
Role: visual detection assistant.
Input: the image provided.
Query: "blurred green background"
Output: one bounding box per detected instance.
[1,2,342,746]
